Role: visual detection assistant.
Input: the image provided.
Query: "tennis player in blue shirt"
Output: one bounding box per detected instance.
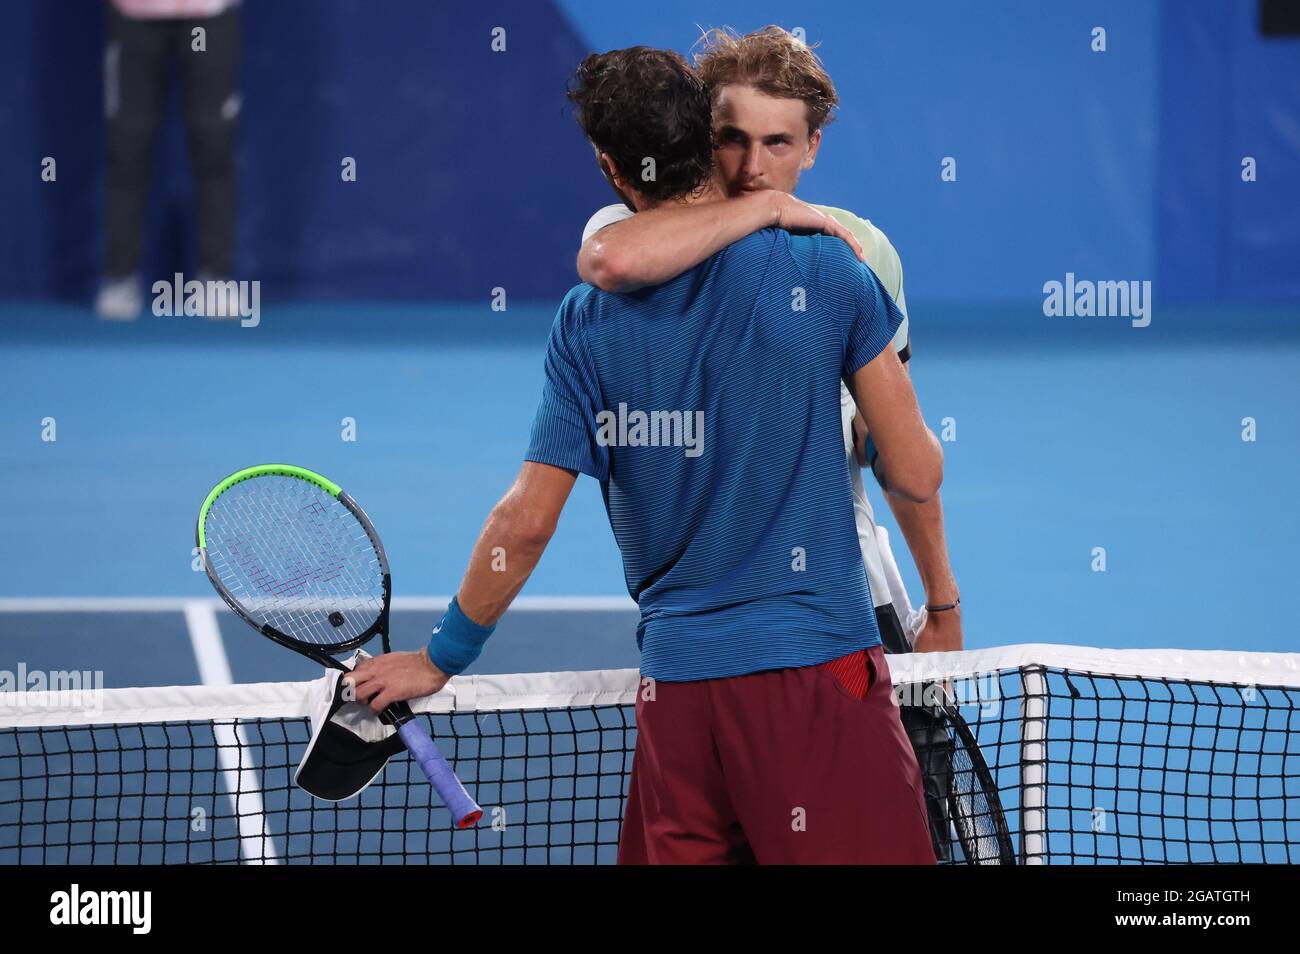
[349,46,941,864]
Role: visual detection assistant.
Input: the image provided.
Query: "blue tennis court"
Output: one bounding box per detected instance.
[2,1,1298,877]
[3,301,1297,866]
[1,300,1297,670]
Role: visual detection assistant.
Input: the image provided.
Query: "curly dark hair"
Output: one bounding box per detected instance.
[566,47,714,205]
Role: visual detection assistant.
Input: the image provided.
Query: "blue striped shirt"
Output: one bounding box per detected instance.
[525,228,904,681]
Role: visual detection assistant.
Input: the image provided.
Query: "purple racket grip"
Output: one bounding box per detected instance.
[397,720,483,828]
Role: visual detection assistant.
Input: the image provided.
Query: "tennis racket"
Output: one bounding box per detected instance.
[901,682,1015,864]
[875,526,1013,863]
[195,463,482,828]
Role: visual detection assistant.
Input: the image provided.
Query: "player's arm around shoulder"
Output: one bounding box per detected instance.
[577,194,865,292]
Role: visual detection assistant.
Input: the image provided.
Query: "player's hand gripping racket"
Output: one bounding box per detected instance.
[195,464,482,828]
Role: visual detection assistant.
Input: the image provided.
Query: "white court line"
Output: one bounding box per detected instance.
[0,597,211,612]
[183,600,280,865]
[0,595,637,613]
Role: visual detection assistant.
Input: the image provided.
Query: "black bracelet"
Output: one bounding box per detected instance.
[926,597,961,613]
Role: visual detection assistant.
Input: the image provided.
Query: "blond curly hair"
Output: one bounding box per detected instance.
[693,25,839,133]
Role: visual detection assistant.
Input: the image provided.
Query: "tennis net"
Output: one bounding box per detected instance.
[2,645,1297,864]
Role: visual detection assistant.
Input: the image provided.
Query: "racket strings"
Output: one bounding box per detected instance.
[901,685,1015,865]
[947,733,1011,864]
[203,476,385,646]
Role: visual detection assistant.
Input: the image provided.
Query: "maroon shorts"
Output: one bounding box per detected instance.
[618,645,936,865]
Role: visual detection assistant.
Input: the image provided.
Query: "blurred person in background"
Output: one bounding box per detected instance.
[96,0,241,320]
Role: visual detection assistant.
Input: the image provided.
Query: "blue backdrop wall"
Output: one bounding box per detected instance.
[1,0,1296,305]
[1157,0,1300,302]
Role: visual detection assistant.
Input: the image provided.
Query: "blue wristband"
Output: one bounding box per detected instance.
[426,597,496,675]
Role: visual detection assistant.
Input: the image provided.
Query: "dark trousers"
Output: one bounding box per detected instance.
[104,3,240,277]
